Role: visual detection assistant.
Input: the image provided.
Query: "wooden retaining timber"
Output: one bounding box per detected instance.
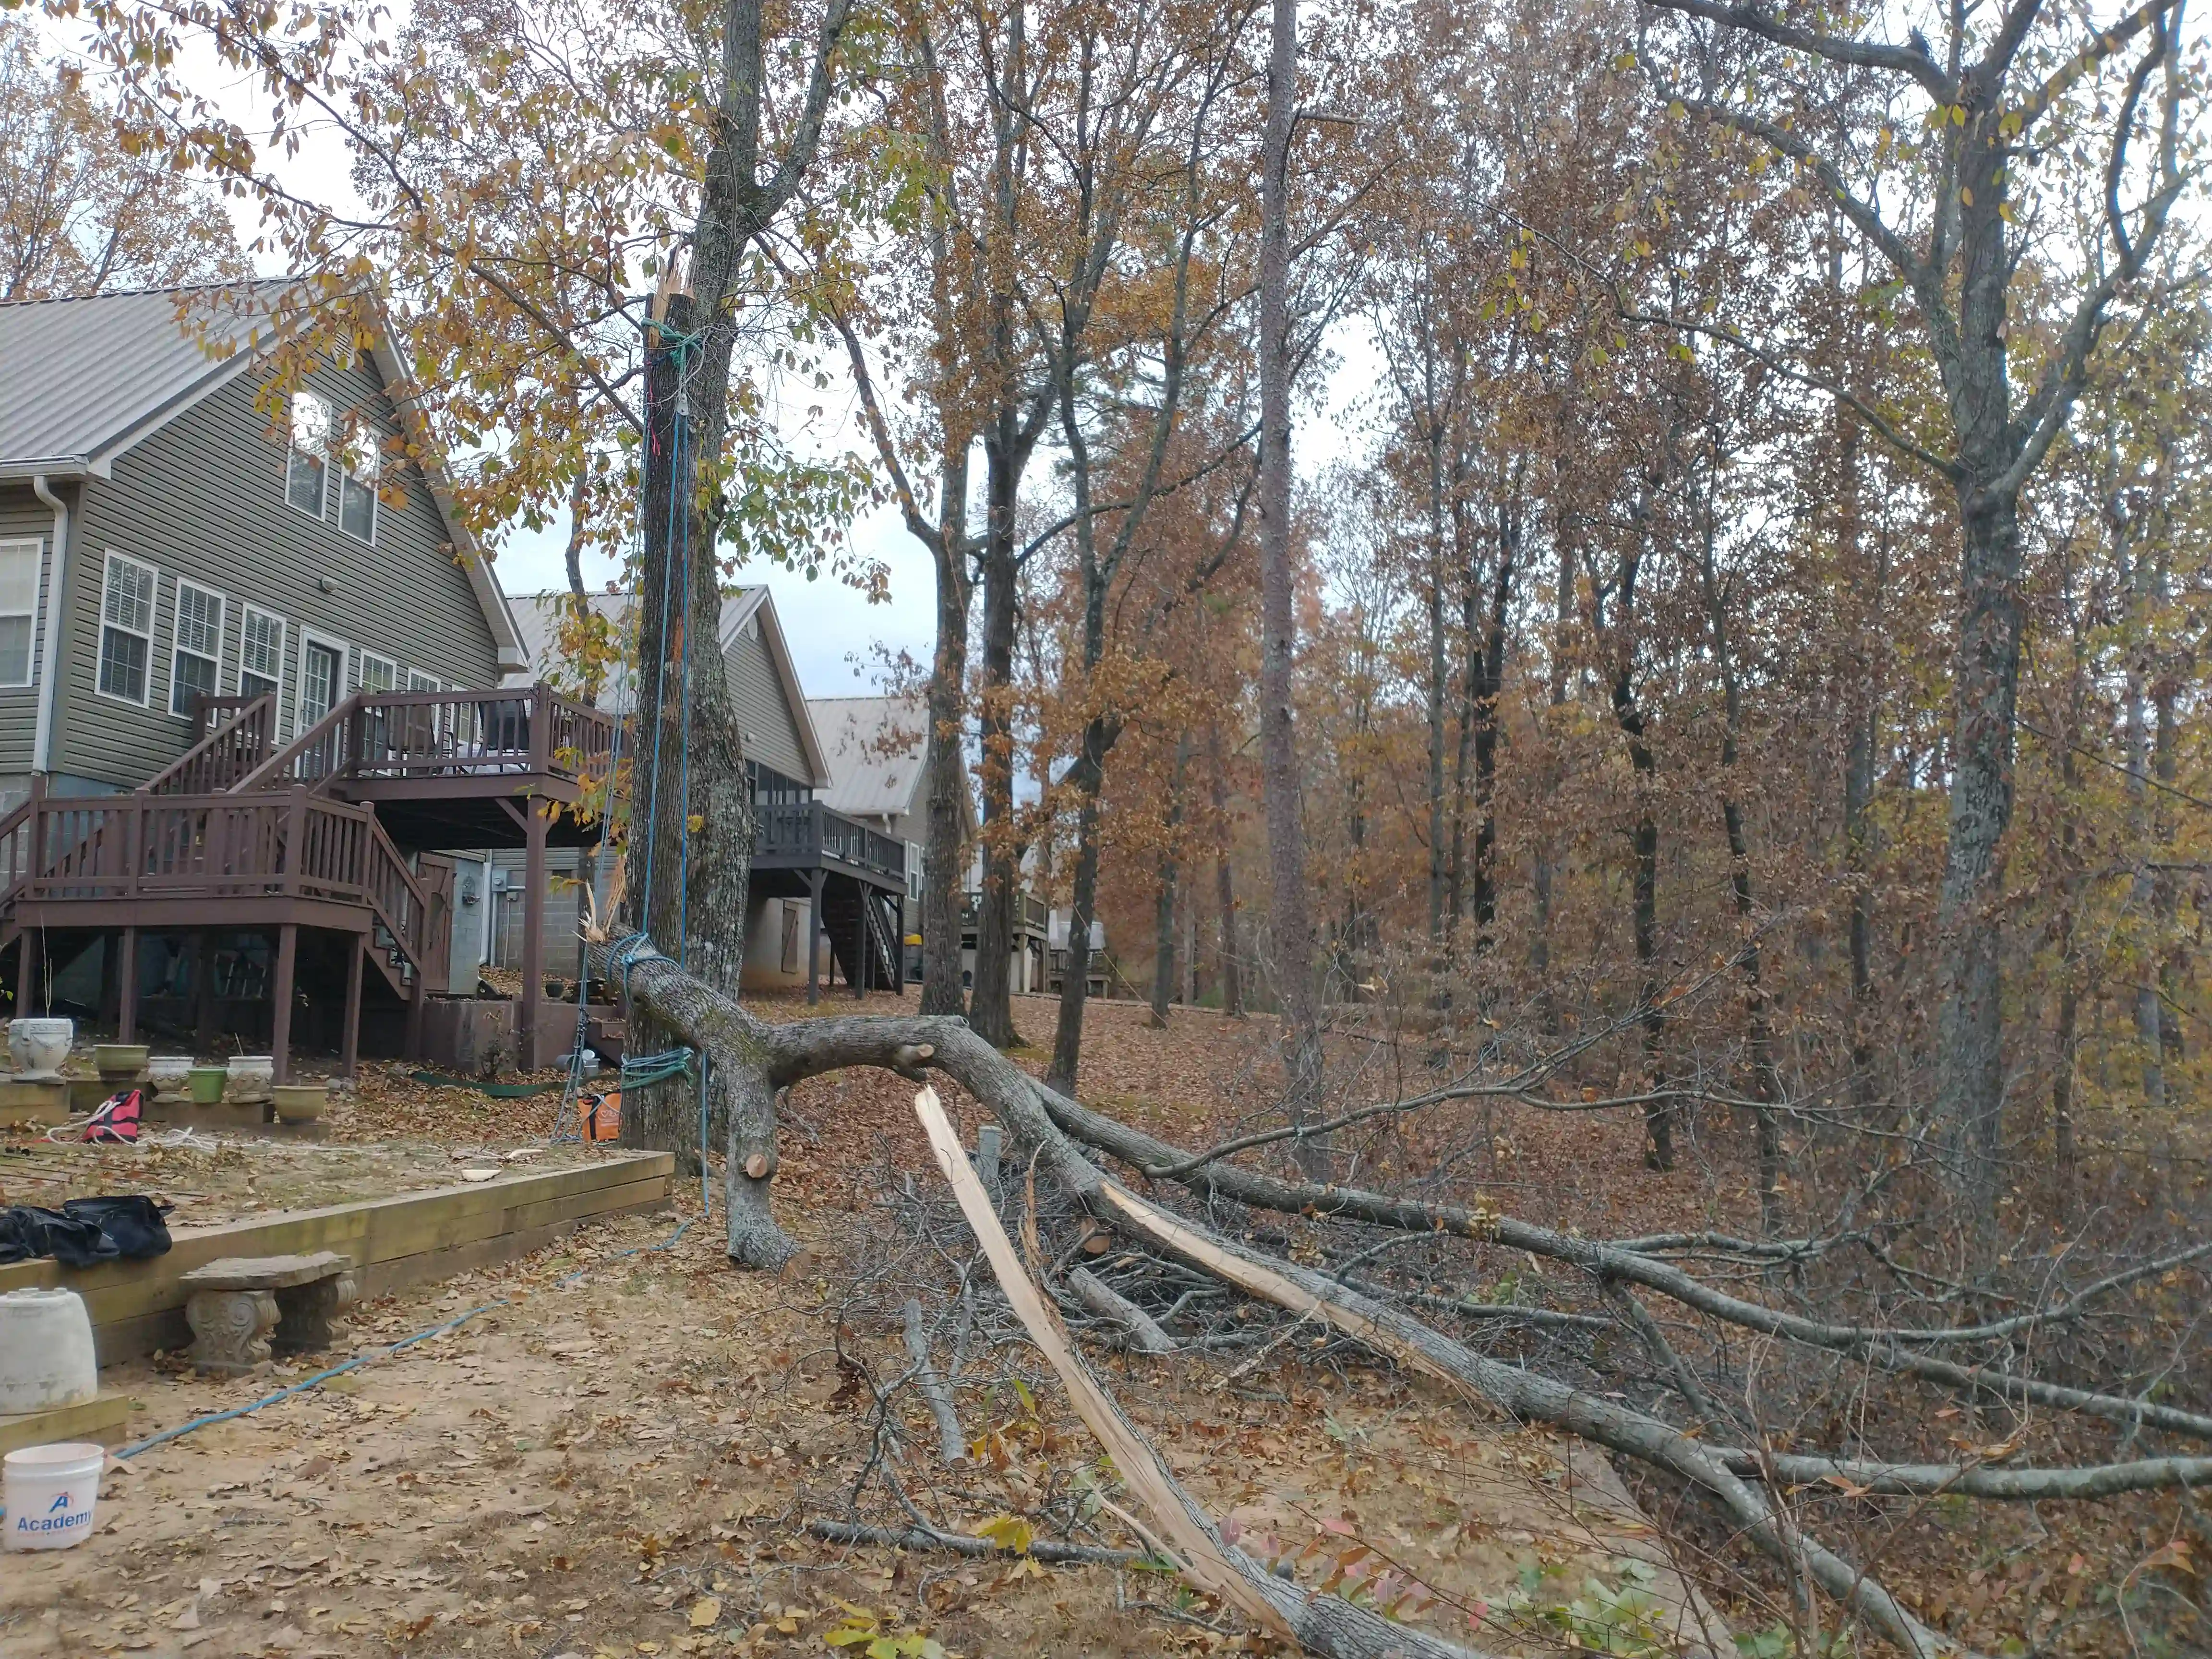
[0,1152,674,1365]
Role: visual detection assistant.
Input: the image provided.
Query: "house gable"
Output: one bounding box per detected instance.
[723,608,816,786]
[53,352,506,788]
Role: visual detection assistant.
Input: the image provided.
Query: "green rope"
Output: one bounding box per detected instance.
[620,1046,694,1089]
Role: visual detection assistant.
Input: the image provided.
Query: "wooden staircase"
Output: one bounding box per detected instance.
[820,882,902,994]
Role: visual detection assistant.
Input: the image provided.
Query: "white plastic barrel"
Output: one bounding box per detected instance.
[3,1442,106,1550]
[0,1288,98,1414]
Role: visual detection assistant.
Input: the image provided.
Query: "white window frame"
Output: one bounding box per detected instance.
[238,604,287,709]
[95,551,158,708]
[0,538,41,689]
[405,668,442,692]
[334,426,380,545]
[356,650,397,696]
[286,391,331,521]
[169,579,227,719]
[296,628,349,730]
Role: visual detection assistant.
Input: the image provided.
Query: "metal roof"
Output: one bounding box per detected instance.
[0,284,286,476]
[0,284,525,670]
[809,695,929,823]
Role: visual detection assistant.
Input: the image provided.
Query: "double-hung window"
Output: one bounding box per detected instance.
[335,428,379,542]
[357,652,397,695]
[170,581,225,717]
[287,392,331,518]
[96,553,156,704]
[0,539,39,687]
[240,606,285,703]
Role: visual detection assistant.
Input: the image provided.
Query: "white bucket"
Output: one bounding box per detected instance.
[3,1442,105,1551]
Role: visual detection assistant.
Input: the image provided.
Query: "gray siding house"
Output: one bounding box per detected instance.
[0,284,612,1078]
[0,285,523,805]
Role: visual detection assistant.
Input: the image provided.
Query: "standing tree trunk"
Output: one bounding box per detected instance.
[1046,719,1115,1092]
[622,289,755,1170]
[613,0,854,1268]
[1256,0,1321,1158]
[1211,727,1244,1018]
[1530,522,1573,1026]
[970,432,1024,1048]
[1469,489,1517,948]
[1838,416,1882,1118]
[2116,492,2165,1104]
[1151,733,1190,1028]
[1695,482,1783,1230]
[921,463,973,1019]
[1932,485,2025,1213]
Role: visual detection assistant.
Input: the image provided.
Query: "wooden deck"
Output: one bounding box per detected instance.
[0,681,917,1065]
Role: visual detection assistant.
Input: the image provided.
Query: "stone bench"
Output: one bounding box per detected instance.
[179,1252,358,1375]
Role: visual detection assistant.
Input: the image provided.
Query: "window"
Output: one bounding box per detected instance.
[0,539,39,687]
[335,427,379,542]
[287,392,330,518]
[406,669,441,692]
[170,581,225,717]
[357,652,397,695]
[240,606,285,702]
[96,553,156,704]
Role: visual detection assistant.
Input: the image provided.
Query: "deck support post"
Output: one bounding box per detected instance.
[854,883,867,1001]
[116,927,138,1043]
[271,923,298,1085]
[520,797,548,1068]
[194,930,216,1048]
[17,927,34,1017]
[806,869,825,1006]
[404,950,426,1061]
[341,935,364,1079]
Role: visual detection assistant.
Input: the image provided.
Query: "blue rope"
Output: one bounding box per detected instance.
[105,1217,695,1464]
[673,398,695,969]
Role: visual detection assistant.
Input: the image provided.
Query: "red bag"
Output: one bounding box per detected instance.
[83,1088,143,1144]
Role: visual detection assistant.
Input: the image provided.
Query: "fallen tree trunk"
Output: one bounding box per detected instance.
[1029,1078,2212,1446]
[592,941,1960,1656]
[1067,1265,1178,1354]
[809,1520,1142,1564]
[913,1084,1503,1659]
[902,1297,967,1465]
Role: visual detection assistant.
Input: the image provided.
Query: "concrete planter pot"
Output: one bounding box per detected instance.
[0,1288,97,1413]
[271,1082,328,1124]
[147,1056,193,1093]
[224,1055,275,1103]
[94,1043,149,1081]
[7,1018,73,1082]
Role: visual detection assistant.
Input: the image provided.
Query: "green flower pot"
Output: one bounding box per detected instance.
[186,1066,226,1105]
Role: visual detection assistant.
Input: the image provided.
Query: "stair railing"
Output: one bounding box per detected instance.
[142,693,278,794]
[234,691,365,793]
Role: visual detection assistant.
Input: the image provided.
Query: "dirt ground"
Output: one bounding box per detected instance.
[0,995,2181,1657]
[0,1192,1717,1659]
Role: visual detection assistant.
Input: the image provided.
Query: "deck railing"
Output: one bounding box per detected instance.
[960,890,1049,934]
[232,685,617,794]
[0,788,446,988]
[754,799,907,885]
[347,685,615,783]
[144,694,280,795]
